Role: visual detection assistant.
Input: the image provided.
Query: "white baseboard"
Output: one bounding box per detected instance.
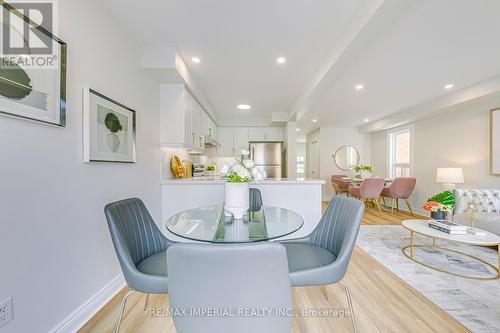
[49,274,125,333]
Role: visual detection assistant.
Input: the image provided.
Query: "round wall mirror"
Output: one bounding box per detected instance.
[333,146,360,171]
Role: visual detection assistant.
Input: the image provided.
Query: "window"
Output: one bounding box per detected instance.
[297,155,305,175]
[388,126,413,178]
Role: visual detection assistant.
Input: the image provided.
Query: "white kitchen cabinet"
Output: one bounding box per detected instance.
[182,89,193,146]
[266,126,283,141]
[248,127,267,141]
[217,127,235,156]
[160,84,210,152]
[248,127,283,142]
[233,127,249,152]
[191,98,200,147]
[204,114,216,139]
[216,127,249,156]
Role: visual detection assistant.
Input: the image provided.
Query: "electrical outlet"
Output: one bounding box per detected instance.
[0,297,13,328]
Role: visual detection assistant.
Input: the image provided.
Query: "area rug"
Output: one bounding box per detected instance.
[356,225,500,333]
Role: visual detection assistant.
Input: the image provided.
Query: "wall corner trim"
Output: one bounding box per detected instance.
[49,274,125,333]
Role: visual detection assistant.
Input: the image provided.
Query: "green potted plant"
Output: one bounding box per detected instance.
[423,191,455,220]
[354,164,374,179]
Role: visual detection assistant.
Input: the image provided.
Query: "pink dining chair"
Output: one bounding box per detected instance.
[348,178,385,213]
[380,177,417,215]
[331,175,350,196]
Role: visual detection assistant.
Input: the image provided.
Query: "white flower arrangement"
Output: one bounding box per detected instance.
[220,158,267,183]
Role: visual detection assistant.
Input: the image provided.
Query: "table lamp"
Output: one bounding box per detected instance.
[436,167,464,190]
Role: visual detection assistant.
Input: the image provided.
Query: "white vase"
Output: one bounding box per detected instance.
[224,182,249,219]
[361,171,372,179]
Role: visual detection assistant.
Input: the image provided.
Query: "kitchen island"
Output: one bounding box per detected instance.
[161,178,325,242]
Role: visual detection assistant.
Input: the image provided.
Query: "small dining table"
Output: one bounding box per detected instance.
[166,204,304,243]
[341,177,393,185]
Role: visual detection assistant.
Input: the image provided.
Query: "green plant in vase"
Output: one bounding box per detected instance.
[354,165,374,178]
[423,191,455,220]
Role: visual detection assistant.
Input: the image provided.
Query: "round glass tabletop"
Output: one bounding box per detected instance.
[166,204,304,243]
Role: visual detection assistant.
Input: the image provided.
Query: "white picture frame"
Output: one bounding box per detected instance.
[83,88,136,163]
[491,108,500,175]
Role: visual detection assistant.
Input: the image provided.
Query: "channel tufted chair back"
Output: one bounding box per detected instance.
[105,198,168,266]
[249,188,263,212]
[309,195,364,259]
[104,198,173,332]
[105,198,172,296]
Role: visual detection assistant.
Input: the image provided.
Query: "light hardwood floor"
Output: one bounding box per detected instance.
[79,204,470,333]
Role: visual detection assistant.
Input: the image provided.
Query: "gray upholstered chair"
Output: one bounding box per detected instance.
[104,198,173,333]
[249,187,263,212]
[167,242,292,333]
[279,195,364,332]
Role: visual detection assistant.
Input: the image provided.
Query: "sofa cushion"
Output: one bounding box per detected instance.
[283,243,336,272]
[454,189,500,214]
[137,250,168,276]
[453,189,500,236]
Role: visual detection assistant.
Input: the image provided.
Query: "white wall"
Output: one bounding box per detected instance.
[306,129,320,179]
[319,127,371,200]
[371,94,500,214]
[0,1,160,332]
[286,122,297,179]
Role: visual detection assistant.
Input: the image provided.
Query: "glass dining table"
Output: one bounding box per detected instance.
[166,204,304,243]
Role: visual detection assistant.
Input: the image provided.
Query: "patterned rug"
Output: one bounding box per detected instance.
[356,225,500,333]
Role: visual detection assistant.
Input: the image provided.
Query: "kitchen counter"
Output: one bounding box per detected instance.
[160,177,325,242]
[161,177,325,185]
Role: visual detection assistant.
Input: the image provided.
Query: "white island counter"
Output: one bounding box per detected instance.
[161,178,325,242]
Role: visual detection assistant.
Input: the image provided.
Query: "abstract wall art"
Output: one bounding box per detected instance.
[0,2,66,126]
[83,88,136,163]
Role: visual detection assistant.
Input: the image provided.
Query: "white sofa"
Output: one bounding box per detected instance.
[453,189,500,235]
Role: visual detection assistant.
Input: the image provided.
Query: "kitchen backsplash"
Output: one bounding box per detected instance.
[161,147,239,180]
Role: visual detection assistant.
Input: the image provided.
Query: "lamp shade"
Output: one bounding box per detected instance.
[436,167,464,184]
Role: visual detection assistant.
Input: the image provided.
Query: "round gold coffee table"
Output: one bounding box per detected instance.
[402,220,500,280]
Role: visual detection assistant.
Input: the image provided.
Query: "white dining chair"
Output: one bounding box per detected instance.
[167,242,293,333]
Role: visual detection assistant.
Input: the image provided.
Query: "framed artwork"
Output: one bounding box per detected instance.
[0,2,67,126]
[83,88,136,163]
[491,108,500,175]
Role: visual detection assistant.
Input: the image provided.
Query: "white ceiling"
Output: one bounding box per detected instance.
[101,0,381,123]
[297,0,500,133]
[101,0,500,130]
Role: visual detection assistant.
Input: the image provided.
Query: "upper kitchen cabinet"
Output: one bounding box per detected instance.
[233,127,249,152]
[217,127,249,156]
[160,84,211,152]
[217,127,235,156]
[202,111,217,139]
[248,127,266,141]
[266,127,284,141]
[248,126,283,142]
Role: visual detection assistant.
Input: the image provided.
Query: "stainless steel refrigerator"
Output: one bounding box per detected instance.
[249,142,283,179]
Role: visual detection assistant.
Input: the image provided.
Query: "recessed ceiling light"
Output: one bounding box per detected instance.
[312,119,317,123]
[355,84,364,90]
[444,84,454,89]
[191,57,201,63]
[276,57,286,64]
[364,118,370,122]
[296,128,301,131]
[237,104,251,110]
